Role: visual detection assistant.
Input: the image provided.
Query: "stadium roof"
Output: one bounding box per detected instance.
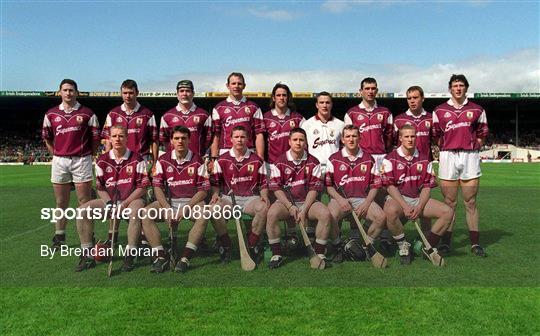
[1,91,539,99]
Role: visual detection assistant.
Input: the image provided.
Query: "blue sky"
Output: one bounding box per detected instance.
[1,1,538,93]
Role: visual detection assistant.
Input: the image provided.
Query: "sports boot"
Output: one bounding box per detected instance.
[75,256,95,272]
[398,241,412,265]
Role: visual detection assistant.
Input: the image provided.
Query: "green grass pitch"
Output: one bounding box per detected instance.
[1,163,539,335]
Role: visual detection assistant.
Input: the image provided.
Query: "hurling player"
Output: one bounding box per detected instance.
[325,125,386,262]
[211,126,270,264]
[381,125,453,266]
[141,126,220,273]
[42,79,100,251]
[266,128,331,268]
[75,125,149,272]
[432,74,489,257]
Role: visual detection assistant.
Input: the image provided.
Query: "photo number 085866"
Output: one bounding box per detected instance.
[183,204,242,220]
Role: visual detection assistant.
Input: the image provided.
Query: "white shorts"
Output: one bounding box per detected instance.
[350,197,367,209]
[221,195,259,212]
[438,150,481,180]
[51,155,93,184]
[171,198,191,211]
[371,154,386,174]
[386,195,420,207]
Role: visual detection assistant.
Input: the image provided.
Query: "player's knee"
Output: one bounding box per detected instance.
[444,197,457,209]
[373,212,386,227]
[463,197,476,210]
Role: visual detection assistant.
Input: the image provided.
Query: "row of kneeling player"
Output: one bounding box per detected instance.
[74,123,452,273]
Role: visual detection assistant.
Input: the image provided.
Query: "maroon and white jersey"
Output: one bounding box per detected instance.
[263,109,306,163]
[95,150,150,201]
[381,147,436,198]
[152,150,210,199]
[159,104,212,157]
[211,96,265,150]
[101,103,158,157]
[393,109,433,158]
[432,99,488,151]
[325,148,381,198]
[42,103,100,156]
[302,115,345,166]
[344,101,393,155]
[212,149,267,197]
[269,150,323,203]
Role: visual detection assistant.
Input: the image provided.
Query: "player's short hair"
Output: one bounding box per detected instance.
[398,124,416,135]
[342,124,359,136]
[448,74,469,88]
[231,125,248,136]
[59,79,78,91]
[361,77,377,89]
[110,125,128,136]
[406,85,424,97]
[289,127,306,139]
[121,79,138,92]
[172,125,191,138]
[227,72,245,84]
[316,91,332,102]
[269,83,296,112]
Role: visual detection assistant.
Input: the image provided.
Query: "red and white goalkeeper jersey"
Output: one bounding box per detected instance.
[269,150,323,203]
[325,148,381,198]
[344,101,393,155]
[212,149,267,197]
[152,150,210,199]
[263,109,306,163]
[302,115,344,166]
[211,96,265,151]
[42,103,100,156]
[432,99,488,151]
[101,103,158,157]
[95,150,150,201]
[381,147,436,198]
[393,109,433,158]
[159,104,212,157]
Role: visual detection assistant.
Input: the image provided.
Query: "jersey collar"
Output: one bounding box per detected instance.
[286,149,307,163]
[229,147,251,161]
[359,100,378,112]
[447,98,469,109]
[121,102,141,115]
[226,96,247,105]
[315,114,334,122]
[171,149,193,163]
[271,108,291,118]
[405,109,427,118]
[397,146,419,160]
[341,147,363,160]
[59,102,81,114]
[176,103,197,114]
[109,148,131,162]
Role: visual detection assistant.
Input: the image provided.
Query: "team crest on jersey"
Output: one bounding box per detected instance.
[360,164,367,173]
[466,111,473,119]
[76,115,83,124]
[106,166,113,173]
[225,108,231,114]
[397,163,405,170]
[167,166,174,173]
[116,116,123,123]
[330,130,335,137]
[416,164,423,172]
[247,164,254,173]
[244,107,251,114]
[425,121,431,128]
[193,116,200,123]
[285,168,292,175]
[357,115,364,121]
[126,166,133,175]
[444,112,451,118]
[377,114,383,122]
[172,117,179,123]
[339,164,346,171]
[187,167,195,176]
[313,129,319,135]
[270,122,277,128]
[54,116,61,122]
[136,117,143,126]
[290,121,296,127]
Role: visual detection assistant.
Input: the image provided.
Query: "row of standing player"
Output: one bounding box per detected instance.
[42,73,488,271]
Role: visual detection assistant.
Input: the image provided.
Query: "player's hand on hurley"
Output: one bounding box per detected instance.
[289,205,300,222]
[261,195,270,209]
[355,201,370,218]
[338,198,352,212]
[409,206,422,220]
[210,193,220,205]
[403,204,415,219]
